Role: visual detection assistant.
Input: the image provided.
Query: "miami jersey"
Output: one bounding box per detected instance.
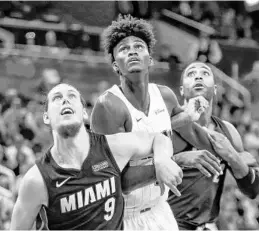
[107,83,172,217]
[36,132,124,230]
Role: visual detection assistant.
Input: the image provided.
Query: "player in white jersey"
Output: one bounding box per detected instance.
[91,15,209,230]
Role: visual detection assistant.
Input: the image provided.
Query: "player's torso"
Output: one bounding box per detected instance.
[107,84,172,216]
[168,118,227,226]
[36,133,124,230]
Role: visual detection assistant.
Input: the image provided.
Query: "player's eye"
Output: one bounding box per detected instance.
[119,46,128,52]
[135,44,144,50]
[69,94,76,99]
[187,71,196,77]
[203,71,210,76]
[53,95,62,101]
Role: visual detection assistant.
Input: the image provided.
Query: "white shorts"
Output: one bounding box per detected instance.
[124,200,179,230]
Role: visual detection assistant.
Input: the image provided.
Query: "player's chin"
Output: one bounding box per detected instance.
[192,89,207,97]
[127,65,143,73]
[59,118,80,127]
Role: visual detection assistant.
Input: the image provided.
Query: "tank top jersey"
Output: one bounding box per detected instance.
[107,83,172,217]
[168,116,232,228]
[35,132,124,230]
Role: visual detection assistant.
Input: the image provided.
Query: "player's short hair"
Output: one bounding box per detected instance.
[43,83,86,112]
[102,14,156,62]
[180,61,217,85]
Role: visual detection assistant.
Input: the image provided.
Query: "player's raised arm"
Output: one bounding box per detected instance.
[106,132,183,196]
[90,92,129,134]
[10,165,48,230]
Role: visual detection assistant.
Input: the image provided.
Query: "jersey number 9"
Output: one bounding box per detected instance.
[104,197,115,221]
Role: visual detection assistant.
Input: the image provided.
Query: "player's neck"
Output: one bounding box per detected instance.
[198,100,213,127]
[51,126,90,169]
[120,72,150,115]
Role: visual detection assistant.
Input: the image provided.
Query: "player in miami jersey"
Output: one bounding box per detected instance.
[10,83,183,230]
[90,15,211,230]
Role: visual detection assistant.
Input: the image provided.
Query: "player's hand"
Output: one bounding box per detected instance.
[154,157,183,197]
[185,96,209,122]
[204,127,237,162]
[176,149,223,178]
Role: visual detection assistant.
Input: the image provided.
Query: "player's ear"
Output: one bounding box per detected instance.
[149,56,154,67]
[43,112,50,125]
[214,84,217,95]
[112,61,120,75]
[179,86,184,96]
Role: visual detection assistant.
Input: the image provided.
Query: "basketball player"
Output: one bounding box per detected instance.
[122,62,259,230]
[90,15,218,230]
[10,83,183,230]
[167,62,259,230]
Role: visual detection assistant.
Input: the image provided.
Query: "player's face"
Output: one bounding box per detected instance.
[43,84,87,135]
[180,62,217,101]
[113,36,152,76]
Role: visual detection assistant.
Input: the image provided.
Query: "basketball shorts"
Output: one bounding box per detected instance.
[124,200,179,230]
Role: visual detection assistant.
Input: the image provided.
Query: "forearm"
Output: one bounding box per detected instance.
[227,151,259,199]
[227,152,249,179]
[153,133,173,160]
[121,165,156,194]
[173,122,216,155]
[171,111,192,129]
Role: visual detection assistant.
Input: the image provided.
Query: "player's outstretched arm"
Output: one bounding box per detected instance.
[204,122,259,199]
[10,165,48,230]
[106,132,183,196]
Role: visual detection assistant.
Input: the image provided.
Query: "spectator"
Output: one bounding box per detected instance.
[188,33,222,64]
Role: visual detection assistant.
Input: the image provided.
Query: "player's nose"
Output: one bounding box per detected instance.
[195,75,203,81]
[62,98,71,105]
[128,50,138,57]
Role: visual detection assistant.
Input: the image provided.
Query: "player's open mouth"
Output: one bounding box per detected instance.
[193,83,204,90]
[128,57,140,64]
[61,107,74,115]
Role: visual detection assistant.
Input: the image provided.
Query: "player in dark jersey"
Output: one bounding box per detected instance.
[123,61,259,230]
[10,83,183,230]
[168,61,259,230]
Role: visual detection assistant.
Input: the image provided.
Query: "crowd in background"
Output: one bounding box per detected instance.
[0,69,258,230]
[0,1,259,230]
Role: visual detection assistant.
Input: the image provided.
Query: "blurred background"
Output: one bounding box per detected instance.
[0,1,259,230]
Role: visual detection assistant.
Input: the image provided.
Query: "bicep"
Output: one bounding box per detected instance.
[11,174,45,229]
[11,197,38,230]
[90,99,126,135]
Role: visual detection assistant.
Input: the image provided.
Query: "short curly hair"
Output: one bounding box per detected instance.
[102,14,156,62]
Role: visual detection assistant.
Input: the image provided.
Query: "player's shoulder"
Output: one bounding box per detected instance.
[93,89,128,115]
[156,84,177,100]
[22,165,45,190]
[156,84,179,111]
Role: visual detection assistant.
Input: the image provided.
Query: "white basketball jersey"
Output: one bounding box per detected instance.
[107,83,172,217]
